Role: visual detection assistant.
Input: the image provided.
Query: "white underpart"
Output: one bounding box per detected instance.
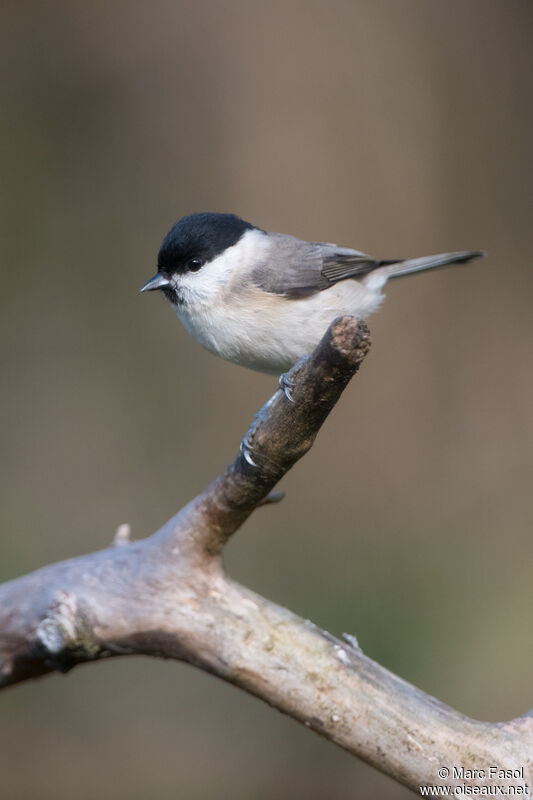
[171,228,386,374]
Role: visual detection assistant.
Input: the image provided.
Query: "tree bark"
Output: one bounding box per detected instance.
[0,317,531,795]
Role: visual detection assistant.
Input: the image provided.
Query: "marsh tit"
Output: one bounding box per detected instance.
[141,212,483,375]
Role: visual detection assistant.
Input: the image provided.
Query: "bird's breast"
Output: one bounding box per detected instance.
[175,279,383,374]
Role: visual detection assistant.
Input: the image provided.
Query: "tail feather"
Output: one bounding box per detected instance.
[384,250,485,280]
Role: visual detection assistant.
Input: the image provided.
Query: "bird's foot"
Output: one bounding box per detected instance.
[240,431,258,467]
[278,372,296,403]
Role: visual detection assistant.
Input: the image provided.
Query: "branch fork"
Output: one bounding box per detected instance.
[0,316,531,794]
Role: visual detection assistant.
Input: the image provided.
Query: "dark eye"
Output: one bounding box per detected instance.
[187,257,204,272]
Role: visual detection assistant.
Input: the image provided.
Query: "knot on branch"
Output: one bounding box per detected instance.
[35,590,100,672]
[112,522,132,547]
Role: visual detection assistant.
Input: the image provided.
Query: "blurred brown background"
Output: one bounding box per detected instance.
[1,1,532,797]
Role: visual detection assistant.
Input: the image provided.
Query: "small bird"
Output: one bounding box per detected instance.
[141,212,483,376]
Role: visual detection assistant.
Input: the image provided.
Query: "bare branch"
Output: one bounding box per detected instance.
[163,314,371,557]
[0,316,531,794]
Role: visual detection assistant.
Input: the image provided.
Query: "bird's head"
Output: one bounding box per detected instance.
[140,212,258,306]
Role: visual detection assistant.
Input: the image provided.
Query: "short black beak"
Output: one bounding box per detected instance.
[140,274,171,293]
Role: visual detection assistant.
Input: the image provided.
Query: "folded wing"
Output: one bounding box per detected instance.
[251,233,483,299]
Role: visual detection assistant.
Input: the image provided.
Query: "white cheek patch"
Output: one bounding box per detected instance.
[173,228,267,308]
[176,256,232,305]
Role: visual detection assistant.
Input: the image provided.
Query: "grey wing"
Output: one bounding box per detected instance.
[251,233,393,298]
